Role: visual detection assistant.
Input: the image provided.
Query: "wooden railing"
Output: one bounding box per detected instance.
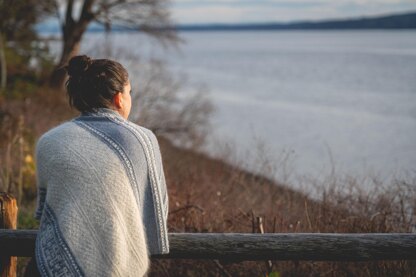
[1,230,416,261]
[1,193,416,276]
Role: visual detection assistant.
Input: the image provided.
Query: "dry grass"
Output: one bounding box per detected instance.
[0,88,75,203]
[151,138,416,276]
[1,87,415,276]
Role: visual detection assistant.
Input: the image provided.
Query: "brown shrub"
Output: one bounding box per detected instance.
[1,83,415,276]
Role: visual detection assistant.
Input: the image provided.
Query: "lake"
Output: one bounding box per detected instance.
[76,30,416,187]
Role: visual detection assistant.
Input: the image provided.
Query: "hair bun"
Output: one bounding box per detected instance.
[67,55,92,78]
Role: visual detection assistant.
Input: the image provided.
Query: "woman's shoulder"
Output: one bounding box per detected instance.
[36,120,82,148]
[39,120,77,138]
[125,121,158,143]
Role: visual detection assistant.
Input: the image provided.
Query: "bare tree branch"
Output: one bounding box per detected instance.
[50,0,178,88]
[80,0,96,21]
[53,0,63,27]
[64,0,75,30]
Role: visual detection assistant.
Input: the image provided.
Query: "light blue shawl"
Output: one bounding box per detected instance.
[35,108,169,276]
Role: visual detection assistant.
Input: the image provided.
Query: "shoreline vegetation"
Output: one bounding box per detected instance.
[1,69,415,276]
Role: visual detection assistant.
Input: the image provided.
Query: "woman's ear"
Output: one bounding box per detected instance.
[113,92,123,109]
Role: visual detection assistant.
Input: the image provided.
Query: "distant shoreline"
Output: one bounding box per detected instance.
[174,12,416,31]
[37,11,416,34]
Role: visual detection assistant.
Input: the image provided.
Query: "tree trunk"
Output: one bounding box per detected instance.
[48,0,93,90]
[48,39,81,90]
[0,33,7,92]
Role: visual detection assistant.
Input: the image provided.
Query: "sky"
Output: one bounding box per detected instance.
[170,0,416,24]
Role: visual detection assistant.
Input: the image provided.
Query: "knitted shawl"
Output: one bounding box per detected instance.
[34,108,169,277]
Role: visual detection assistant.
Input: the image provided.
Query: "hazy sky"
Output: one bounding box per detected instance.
[171,0,416,24]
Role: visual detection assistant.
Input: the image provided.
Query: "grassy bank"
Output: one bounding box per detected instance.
[156,137,415,276]
[1,85,415,276]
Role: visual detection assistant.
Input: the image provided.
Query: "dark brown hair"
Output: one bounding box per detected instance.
[65,55,129,112]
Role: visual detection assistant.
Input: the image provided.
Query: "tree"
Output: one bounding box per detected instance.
[0,0,53,92]
[50,0,176,88]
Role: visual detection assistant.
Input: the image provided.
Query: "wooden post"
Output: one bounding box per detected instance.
[0,193,18,277]
[257,217,273,274]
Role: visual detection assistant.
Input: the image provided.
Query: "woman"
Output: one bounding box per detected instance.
[33,55,169,276]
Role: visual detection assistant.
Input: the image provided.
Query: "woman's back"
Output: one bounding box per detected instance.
[34,55,169,276]
[36,112,152,276]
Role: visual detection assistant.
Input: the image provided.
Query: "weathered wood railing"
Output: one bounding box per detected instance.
[1,193,416,277]
[1,230,416,261]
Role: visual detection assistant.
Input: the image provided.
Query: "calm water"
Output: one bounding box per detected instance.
[77,31,416,186]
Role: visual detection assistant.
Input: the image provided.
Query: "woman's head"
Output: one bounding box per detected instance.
[65,55,131,119]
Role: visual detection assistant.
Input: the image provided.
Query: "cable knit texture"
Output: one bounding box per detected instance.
[34,108,169,277]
